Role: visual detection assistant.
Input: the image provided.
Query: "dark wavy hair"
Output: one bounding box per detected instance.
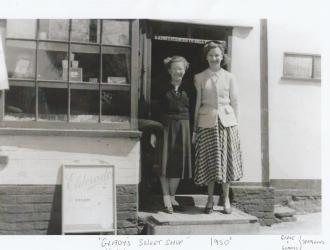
[203,41,229,67]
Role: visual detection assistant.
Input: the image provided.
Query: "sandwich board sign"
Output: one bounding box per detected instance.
[62,164,116,234]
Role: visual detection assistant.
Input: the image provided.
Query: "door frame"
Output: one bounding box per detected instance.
[139,20,233,115]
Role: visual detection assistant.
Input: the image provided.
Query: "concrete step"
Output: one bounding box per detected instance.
[274,205,297,223]
[274,205,296,218]
[139,205,260,235]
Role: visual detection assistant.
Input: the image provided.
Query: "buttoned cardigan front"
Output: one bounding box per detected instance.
[194,68,239,128]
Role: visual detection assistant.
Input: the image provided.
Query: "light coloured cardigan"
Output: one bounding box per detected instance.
[194,68,239,128]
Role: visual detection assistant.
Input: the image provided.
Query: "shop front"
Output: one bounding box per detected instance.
[0,18,274,235]
[0,19,141,235]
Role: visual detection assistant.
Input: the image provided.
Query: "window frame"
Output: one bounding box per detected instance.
[281,52,321,82]
[0,19,140,131]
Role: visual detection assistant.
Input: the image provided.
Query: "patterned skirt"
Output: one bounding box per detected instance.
[162,119,192,179]
[194,117,243,185]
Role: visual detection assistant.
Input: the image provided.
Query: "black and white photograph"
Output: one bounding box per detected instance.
[0,0,327,249]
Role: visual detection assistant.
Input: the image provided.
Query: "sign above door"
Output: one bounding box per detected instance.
[153,35,226,45]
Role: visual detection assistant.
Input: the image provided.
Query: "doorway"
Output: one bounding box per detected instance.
[139,21,233,202]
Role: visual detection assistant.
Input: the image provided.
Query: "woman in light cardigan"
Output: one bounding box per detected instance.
[192,41,243,214]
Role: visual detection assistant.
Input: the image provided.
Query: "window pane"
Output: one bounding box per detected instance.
[5,85,35,121]
[71,19,100,43]
[38,87,68,122]
[6,19,37,39]
[71,89,99,123]
[284,54,313,79]
[71,44,100,82]
[102,46,130,83]
[313,56,321,79]
[102,20,130,46]
[6,40,36,79]
[101,90,130,124]
[37,42,68,81]
[46,19,70,41]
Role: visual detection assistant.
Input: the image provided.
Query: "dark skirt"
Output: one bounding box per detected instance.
[194,117,243,185]
[162,119,192,179]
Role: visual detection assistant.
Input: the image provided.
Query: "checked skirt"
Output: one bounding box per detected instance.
[194,117,243,185]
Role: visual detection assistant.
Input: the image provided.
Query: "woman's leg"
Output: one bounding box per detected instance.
[207,181,215,207]
[159,176,172,212]
[222,182,232,213]
[169,178,180,206]
[203,181,215,214]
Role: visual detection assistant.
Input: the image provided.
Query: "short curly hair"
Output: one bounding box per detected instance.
[163,56,190,70]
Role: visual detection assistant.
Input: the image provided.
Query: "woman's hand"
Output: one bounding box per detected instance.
[192,132,197,144]
[150,134,157,148]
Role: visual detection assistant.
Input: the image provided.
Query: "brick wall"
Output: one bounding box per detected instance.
[0,184,138,235]
[274,189,321,214]
[230,186,277,226]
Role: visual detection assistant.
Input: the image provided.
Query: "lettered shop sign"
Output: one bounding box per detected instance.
[62,164,116,234]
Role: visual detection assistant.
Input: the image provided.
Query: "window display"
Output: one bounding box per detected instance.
[4,19,134,126]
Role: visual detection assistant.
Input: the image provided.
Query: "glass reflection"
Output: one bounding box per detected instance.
[102,90,130,123]
[38,87,68,122]
[6,40,36,79]
[71,19,100,43]
[39,19,70,41]
[102,20,130,46]
[71,44,100,83]
[71,89,99,123]
[102,46,130,84]
[37,42,68,81]
[5,86,36,121]
[6,19,37,39]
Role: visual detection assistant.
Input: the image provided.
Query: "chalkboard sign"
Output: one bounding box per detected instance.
[62,164,116,234]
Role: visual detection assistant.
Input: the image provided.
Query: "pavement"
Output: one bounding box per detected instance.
[257,213,322,235]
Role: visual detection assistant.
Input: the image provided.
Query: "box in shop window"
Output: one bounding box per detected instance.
[107,76,127,84]
[62,67,83,82]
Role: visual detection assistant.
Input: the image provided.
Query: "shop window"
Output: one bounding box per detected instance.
[3,19,137,129]
[282,52,321,82]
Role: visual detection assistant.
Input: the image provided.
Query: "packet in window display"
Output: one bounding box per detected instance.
[107,76,127,84]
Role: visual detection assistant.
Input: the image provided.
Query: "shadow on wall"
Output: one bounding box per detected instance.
[279,78,321,87]
[47,184,62,234]
[0,155,9,170]
[233,27,252,39]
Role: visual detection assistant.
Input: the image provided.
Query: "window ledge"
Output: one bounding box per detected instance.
[0,127,142,138]
[281,76,321,83]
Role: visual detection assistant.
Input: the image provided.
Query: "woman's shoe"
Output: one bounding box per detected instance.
[223,206,232,214]
[164,206,174,214]
[170,196,179,207]
[204,201,214,214]
[163,195,173,214]
[223,201,232,214]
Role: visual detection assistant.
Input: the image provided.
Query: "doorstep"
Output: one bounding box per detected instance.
[139,205,260,235]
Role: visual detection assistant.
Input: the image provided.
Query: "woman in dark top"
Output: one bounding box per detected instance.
[151,56,192,213]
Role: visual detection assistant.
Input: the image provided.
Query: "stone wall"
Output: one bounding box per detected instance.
[0,184,138,235]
